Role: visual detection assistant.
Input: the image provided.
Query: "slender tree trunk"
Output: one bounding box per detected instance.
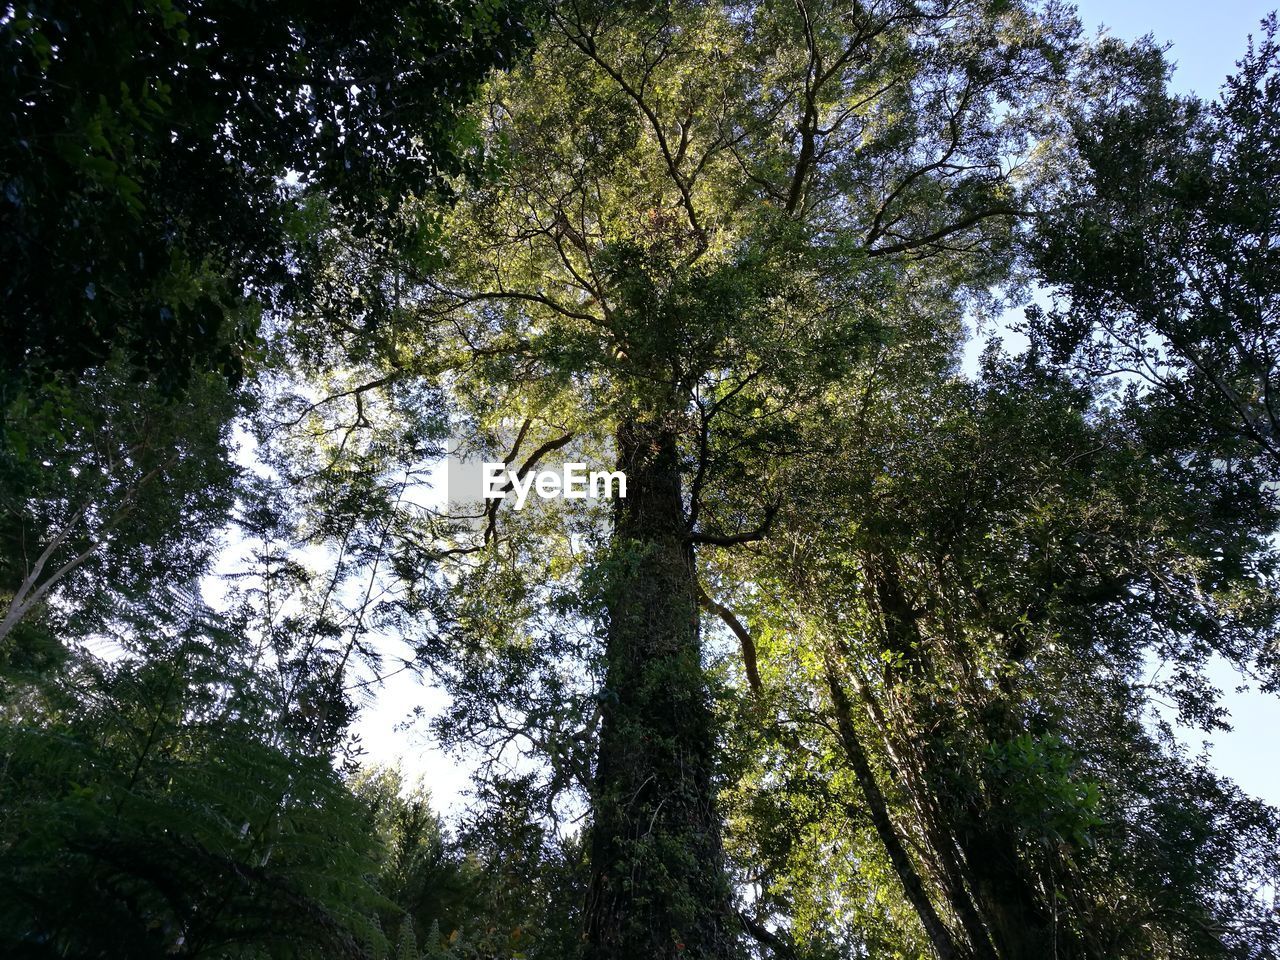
[839,655,999,960]
[584,414,738,960]
[824,661,964,960]
[868,553,1064,960]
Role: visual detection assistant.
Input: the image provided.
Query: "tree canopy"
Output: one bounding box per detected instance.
[2,3,1279,959]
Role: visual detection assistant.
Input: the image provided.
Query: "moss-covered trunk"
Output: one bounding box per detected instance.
[583,414,737,960]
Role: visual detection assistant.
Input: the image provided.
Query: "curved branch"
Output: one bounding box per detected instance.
[696,582,763,695]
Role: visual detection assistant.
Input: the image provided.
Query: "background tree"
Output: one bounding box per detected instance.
[0,4,531,951]
[1028,17,1280,480]
[0,583,394,958]
[720,346,1280,958]
[0,363,238,652]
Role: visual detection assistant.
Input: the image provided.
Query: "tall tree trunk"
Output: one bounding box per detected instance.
[949,790,1061,960]
[584,415,738,960]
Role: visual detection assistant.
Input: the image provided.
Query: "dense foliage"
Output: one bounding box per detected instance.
[3,2,1279,959]
[1,0,529,390]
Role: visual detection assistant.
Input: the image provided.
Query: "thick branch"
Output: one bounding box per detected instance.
[867,207,1025,258]
[696,583,763,695]
[738,911,799,960]
[484,431,577,544]
[689,503,778,547]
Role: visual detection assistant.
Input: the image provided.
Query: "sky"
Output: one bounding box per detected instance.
[349,1,1280,813]
[1074,0,1276,97]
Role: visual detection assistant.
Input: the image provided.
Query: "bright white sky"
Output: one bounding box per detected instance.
[328,1,1280,814]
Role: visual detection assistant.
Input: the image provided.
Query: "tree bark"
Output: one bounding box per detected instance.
[584,415,738,960]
